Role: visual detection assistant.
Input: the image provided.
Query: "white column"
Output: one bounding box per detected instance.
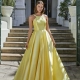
[12,0,26,26]
[57,0,64,25]
[52,0,58,18]
[25,0,31,19]
[1,17,10,48]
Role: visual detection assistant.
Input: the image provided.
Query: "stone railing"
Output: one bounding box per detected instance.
[68,6,76,43]
[1,17,12,48]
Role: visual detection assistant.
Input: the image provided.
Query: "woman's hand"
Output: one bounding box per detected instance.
[52,40,56,47]
[25,42,29,49]
[45,15,56,47]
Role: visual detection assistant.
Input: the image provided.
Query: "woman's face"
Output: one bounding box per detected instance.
[36,4,43,13]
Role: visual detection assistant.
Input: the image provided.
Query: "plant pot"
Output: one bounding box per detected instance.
[68,6,76,16]
[1,6,14,17]
[63,20,69,27]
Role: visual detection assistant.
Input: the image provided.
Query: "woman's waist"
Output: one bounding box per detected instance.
[33,28,46,31]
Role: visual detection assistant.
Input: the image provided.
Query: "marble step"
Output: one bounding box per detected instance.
[3,42,76,48]
[63,62,76,66]
[6,37,74,42]
[26,18,56,23]
[21,22,60,26]
[26,18,56,22]
[1,47,76,55]
[8,33,73,37]
[1,53,76,62]
[10,29,71,33]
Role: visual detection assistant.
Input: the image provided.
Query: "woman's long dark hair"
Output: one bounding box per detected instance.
[34,0,45,14]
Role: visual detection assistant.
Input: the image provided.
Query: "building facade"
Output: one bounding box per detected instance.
[12,0,63,26]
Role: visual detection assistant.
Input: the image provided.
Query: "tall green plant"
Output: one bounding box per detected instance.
[2,0,15,7]
[58,0,70,20]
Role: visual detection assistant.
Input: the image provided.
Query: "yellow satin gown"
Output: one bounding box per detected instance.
[14,14,70,80]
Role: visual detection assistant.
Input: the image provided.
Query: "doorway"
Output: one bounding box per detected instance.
[31,0,52,17]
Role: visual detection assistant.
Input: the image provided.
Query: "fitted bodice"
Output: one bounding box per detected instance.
[33,14,46,31]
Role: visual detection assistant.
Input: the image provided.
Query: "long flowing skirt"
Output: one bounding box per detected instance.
[14,30,70,80]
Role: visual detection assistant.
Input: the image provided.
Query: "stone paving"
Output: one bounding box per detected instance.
[0,61,80,80]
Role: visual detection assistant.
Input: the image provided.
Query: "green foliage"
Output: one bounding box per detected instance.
[58,0,70,20]
[71,0,76,6]
[2,0,15,7]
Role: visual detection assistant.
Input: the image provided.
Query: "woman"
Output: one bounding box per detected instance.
[14,0,70,80]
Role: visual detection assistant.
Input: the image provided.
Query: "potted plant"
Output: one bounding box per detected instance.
[1,0,16,17]
[58,0,70,27]
[71,0,76,6]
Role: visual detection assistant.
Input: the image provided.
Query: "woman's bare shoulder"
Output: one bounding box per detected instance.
[43,14,48,20]
[29,14,35,20]
[29,15,33,19]
[43,14,48,17]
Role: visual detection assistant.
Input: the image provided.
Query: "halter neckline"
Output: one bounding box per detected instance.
[34,14,43,17]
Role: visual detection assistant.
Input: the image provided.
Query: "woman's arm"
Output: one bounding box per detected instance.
[45,15,56,46]
[26,15,33,44]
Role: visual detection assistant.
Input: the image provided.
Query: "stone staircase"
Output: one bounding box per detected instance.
[20,18,62,26]
[1,27,76,62]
